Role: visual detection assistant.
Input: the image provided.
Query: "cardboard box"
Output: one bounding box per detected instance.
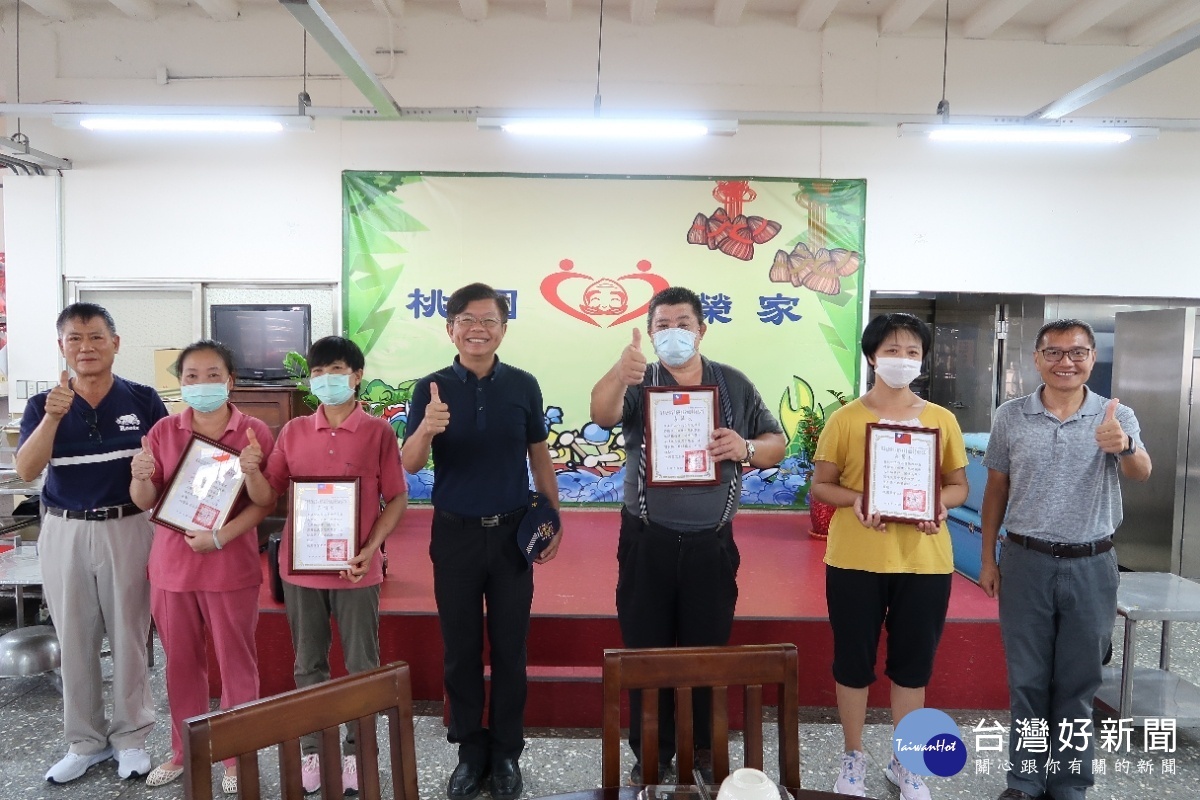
[154,348,183,393]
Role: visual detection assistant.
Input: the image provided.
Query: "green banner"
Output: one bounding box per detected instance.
[343,172,866,507]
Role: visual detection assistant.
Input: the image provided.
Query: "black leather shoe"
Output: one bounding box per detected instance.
[489,758,523,800]
[447,761,486,800]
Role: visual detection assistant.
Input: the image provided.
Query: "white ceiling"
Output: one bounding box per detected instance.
[9,0,1200,48]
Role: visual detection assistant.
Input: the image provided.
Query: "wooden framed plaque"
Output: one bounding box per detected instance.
[643,385,720,487]
[289,477,361,573]
[862,423,941,525]
[151,434,245,534]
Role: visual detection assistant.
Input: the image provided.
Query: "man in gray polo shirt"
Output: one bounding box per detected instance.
[591,286,786,785]
[980,318,1151,800]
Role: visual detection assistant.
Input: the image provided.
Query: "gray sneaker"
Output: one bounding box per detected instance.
[997,790,1038,800]
[45,748,114,784]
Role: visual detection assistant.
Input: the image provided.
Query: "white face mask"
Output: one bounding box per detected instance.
[873,357,922,389]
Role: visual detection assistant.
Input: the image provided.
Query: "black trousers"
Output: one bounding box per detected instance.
[431,509,534,768]
[615,508,740,761]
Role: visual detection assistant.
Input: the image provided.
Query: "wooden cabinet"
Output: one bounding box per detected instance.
[229,386,312,439]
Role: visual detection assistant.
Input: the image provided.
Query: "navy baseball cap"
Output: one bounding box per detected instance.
[516,492,560,567]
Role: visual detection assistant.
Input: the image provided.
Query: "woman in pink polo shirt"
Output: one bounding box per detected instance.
[129,340,275,793]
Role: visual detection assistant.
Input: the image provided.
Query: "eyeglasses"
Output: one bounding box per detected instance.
[454,315,503,330]
[1038,347,1093,363]
[82,408,102,442]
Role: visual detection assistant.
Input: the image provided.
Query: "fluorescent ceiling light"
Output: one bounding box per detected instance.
[898,123,1157,144]
[477,117,737,138]
[54,115,314,133]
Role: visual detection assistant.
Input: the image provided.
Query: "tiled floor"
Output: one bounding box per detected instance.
[0,598,1197,800]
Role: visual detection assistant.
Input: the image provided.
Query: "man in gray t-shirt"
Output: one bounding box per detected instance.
[590,286,785,784]
[980,319,1151,800]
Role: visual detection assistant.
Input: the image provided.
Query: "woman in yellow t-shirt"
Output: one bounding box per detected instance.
[811,313,968,799]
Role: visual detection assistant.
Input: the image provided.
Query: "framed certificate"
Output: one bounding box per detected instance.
[151,434,246,534]
[643,385,720,487]
[289,478,361,574]
[862,423,941,524]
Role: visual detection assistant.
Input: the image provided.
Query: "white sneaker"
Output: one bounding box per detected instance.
[45,748,114,784]
[117,748,152,779]
[833,750,867,796]
[885,755,932,800]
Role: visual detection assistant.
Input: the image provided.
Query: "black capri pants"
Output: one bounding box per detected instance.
[825,565,952,689]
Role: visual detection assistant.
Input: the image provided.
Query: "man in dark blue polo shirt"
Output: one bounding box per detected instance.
[403,282,562,800]
[16,303,168,785]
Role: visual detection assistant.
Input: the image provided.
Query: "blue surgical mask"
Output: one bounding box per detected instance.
[180,383,230,414]
[652,328,698,368]
[310,373,356,406]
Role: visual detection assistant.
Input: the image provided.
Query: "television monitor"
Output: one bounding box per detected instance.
[209,304,312,383]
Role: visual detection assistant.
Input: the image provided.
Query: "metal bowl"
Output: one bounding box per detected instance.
[0,625,61,677]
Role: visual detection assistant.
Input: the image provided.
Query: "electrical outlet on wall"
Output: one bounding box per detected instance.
[15,381,28,400]
[36,381,50,394]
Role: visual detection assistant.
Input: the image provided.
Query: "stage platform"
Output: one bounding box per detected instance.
[253,508,1006,727]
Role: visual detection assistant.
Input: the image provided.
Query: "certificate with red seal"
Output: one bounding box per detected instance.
[643,386,720,487]
[862,423,941,525]
[288,478,361,573]
[151,434,245,535]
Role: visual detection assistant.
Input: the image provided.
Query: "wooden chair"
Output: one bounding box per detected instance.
[601,643,801,791]
[183,662,419,800]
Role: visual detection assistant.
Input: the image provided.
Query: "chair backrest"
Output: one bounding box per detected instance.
[183,662,419,800]
[601,643,800,791]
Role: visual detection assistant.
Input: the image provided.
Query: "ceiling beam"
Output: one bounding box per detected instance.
[714,0,747,27]
[458,0,487,21]
[796,0,840,31]
[1128,0,1200,46]
[106,0,157,20]
[962,0,1035,39]
[630,0,656,25]
[279,0,403,118]
[879,0,937,35]
[193,0,239,22]
[545,0,571,22]
[21,0,75,21]
[1030,19,1200,118]
[370,0,404,16]
[1045,0,1132,44]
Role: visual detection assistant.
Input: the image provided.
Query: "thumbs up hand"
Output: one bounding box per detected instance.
[131,435,156,482]
[44,370,75,419]
[421,382,450,437]
[617,327,648,386]
[1095,398,1130,454]
[240,428,264,475]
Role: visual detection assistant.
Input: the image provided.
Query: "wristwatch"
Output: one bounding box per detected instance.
[744,439,756,463]
[1118,436,1137,458]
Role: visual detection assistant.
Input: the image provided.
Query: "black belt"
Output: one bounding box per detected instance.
[1006,532,1113,559]
[436,507,525,528]
[44,502,144,522]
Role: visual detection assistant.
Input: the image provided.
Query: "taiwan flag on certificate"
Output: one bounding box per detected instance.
[318,483,335,494]
[894,432,912,444]
[673,393,690,405]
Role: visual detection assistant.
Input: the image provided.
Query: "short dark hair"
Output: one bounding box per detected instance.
[861,312,931,360]
[308,336,365,372]
[57,303,117,336]
[1035,318,1096,350]
[647,286,703,328]
[446,283,510,323]
[175,339,236,378]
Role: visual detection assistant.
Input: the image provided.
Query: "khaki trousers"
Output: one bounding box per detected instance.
[39,511,155,755]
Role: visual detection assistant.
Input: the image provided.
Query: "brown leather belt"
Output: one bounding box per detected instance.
[1006,532,1113,559]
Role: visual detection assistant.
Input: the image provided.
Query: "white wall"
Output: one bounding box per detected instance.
[4,8,1200,409]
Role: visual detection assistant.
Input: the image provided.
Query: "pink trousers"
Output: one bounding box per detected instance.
[151,585,260,765]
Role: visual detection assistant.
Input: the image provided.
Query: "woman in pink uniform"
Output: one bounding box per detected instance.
[129,340,275,793]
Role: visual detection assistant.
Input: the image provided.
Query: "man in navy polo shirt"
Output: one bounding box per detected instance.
[16,303,168,785]
[403,282,562,800]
